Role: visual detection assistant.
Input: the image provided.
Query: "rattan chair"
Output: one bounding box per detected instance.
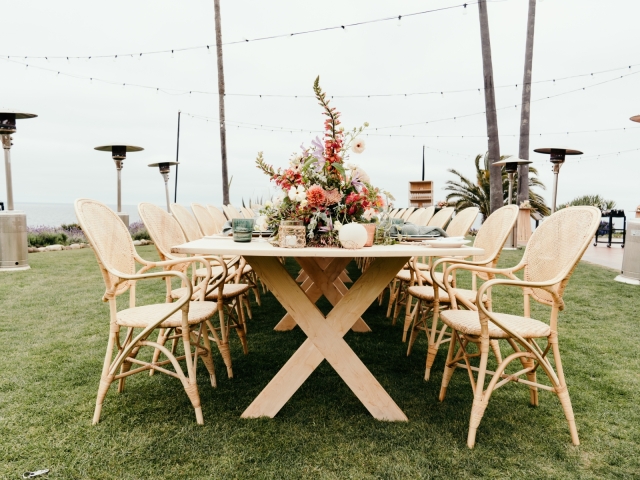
[206,205,228,233]
[401,207,416,220]
[427,206,455,229]
[222,204,243,220]
[241,206,256,219]
[444,207,480,237]
[437,206,601,448]
[388,207,482,327]
[140,202,250,378]
[75,198,219,425]
[403,205,518,378]
[192,202,220,236]
[418,206,436,226]
[405,208,425,224]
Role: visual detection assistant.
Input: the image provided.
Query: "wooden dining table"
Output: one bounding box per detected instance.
[172,238,483,421]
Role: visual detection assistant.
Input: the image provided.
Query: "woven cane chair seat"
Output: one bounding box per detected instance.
[395,268,452,285]
[195,265,225,278]
[171,283,250,301]
[407,285,487,304]
[440,309,550,339]
[116,301,218,328]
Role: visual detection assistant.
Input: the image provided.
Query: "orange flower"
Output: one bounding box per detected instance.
[306,185,327,206]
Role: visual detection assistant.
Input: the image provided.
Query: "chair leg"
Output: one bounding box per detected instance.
[467,396,489,449]
[556,384,580,446]
[490,339,503,364]
[466,339,490,449]
[198,323,217,388]
[243,293,253,320]
[217,303,233,379]
[402,292,415,342]
[234,298,249,355]
[179,312,204,425]
[406,299,423,356]
[93,330,117,425]
[552,339,580,445]
[438,330,458,394]
[425,301,444,381]
[386,280,397,319]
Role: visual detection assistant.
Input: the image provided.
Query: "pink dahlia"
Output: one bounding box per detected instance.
[324,189,343,205]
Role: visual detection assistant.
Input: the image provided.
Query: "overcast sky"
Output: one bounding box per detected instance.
[2,0,639,214]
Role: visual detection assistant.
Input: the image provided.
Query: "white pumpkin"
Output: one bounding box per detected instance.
[338,223,368,249]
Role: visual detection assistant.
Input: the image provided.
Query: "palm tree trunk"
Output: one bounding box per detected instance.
[477,0,502,214]
[517,0,537,205]
[214,0,230,205]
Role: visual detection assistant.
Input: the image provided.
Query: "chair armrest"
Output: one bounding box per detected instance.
[474,277,564,364]
[102,269,193,302]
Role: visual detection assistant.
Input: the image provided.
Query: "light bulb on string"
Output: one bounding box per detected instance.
[396,15,402,27]
[463,3,468,15]
[171,50,174,59]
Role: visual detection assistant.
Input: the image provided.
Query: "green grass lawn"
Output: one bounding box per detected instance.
[1,246,638,479]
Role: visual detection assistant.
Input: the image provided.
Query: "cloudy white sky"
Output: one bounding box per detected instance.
[2,0,639,215]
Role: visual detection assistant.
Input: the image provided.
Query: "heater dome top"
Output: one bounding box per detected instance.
[94,145,144,153]
[534,147,583,156]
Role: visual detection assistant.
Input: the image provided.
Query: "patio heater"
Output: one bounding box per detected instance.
[148,161,179,212]
[94,144,144,226]
[533,147,583,213]
[614,115,640,285]
[0,110,37,271]
[493,157,532,249]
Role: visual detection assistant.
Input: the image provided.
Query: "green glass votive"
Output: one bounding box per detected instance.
[232,218,255,243]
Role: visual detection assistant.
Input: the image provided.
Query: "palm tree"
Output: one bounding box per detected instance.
[444,153,550,221]
[477,0,503,214]
[214,0,230,205]
[517,0,537,205]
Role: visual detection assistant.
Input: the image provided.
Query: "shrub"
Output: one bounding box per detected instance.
[27,225,85,247]
[558,194,616,211]
[129,221,150,241]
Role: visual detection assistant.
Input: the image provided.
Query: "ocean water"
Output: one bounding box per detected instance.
[12,203,141,227]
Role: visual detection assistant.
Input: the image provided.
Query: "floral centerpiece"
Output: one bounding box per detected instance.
[256,77,389,247]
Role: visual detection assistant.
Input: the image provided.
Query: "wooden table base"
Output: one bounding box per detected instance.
[274,257,370,333]
[242,255,410,421]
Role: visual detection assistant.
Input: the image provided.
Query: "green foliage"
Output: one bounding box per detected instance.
[60,222,82,231]
[128,221,151,241]
[27,231,68,247]
[558,194,616,211]
[445,153,550,219]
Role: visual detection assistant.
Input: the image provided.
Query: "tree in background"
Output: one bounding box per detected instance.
[558,195,616,211]
[517,0,538,206]
[477,0,503,214]
[214,0,230,205]
[444,153,550,220]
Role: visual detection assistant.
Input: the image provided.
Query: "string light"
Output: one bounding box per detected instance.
[3,55,637,101]
[184,112,640,139]
[0,3,475,61]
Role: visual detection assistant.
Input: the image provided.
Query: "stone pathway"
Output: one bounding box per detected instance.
[581,243,624,271]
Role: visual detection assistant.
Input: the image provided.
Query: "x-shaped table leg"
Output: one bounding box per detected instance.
[242,255,409,421]
[274,257,370,333]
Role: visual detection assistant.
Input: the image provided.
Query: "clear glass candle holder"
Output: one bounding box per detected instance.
[232,218,255,243]
[279,220,306,248]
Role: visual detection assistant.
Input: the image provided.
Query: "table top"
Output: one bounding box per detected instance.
[171,237,484,258]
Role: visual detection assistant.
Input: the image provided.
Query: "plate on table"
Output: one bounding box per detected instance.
[425,239,472,248]
[205,231,273,239]
[392,234,441,241]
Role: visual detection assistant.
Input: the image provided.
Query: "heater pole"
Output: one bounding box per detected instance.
[174,110,181,203]
[2,136,14,211]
